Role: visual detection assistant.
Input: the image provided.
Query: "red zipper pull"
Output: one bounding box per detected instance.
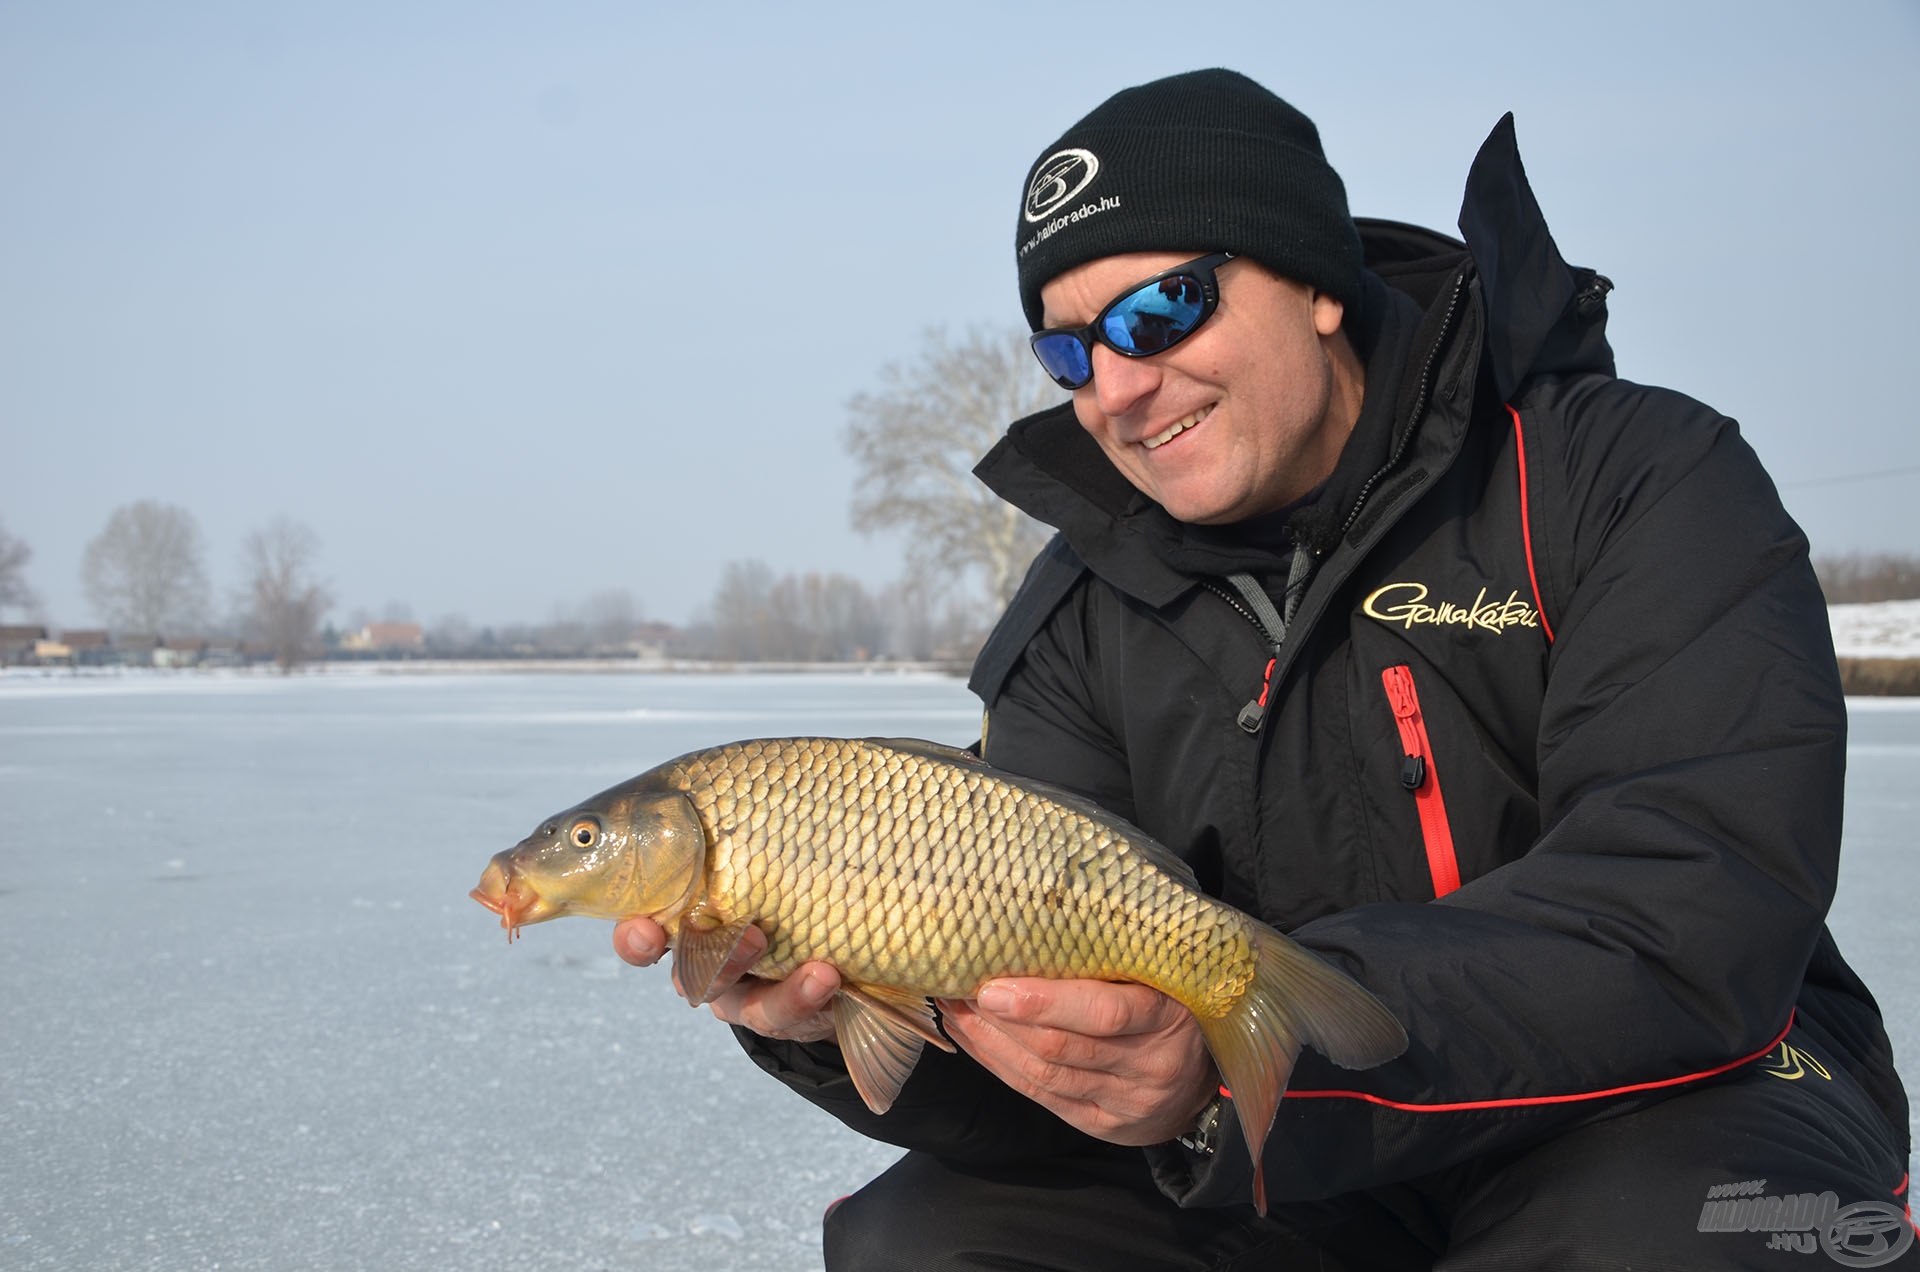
[1237,656,1278,733]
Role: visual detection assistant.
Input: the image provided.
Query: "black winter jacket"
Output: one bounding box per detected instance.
[739,117,1907,1208]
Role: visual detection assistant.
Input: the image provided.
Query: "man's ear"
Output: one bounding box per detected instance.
[1311,291,1345,337]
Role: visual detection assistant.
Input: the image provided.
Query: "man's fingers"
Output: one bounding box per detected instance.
[940,1000,1192,1137]
[709,961,841,1043]
[613,916,668,967]
[944,997,1194,1085]
[974,978,1185,1037]
[614,917,840,1044]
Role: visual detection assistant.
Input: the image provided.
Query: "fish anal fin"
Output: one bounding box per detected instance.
[673,908,759,1007]
[1194,926,1408,1217]
[832,983,950,1116]
[849,982,954,1052]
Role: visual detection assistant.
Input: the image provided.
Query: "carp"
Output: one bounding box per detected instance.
[470,736,1406,1213]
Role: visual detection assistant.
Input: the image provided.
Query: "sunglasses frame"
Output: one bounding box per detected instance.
[1029,251,1238,390]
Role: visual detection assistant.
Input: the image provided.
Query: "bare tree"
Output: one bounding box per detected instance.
[769,571,884,661]
[240,518,333,671]
[876,576,991,663]
[580,589,641,652]
[426,613,476,656]
[81,500,211,634]
[699,562,883,661]
[706,559,782,660]
[845,327,1062,612]
[0,517,38,618]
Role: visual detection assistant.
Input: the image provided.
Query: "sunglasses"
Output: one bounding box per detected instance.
[1029,251,1237,390]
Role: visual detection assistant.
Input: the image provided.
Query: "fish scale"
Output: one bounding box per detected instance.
[471,733,1407,1215]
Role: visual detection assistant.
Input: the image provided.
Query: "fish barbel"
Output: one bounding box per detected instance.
[470,736,1406,1213]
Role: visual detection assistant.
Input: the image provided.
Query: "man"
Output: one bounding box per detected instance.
[617,69,1913,1268]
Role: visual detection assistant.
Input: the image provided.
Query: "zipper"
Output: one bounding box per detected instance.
[1381,664,1460,898]
[1202,580,1283,734]
[1339,273,1467,543]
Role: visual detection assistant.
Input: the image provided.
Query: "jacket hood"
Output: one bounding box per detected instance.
[1360,112,1614,400]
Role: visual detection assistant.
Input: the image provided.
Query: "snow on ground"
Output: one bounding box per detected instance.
[1828,599,1920,660]
[0,672,1912,1270]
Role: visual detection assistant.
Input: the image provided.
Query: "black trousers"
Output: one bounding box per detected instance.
[824,1028,1915,1270]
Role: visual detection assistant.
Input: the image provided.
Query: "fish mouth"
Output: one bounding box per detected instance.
[470,860,544,942]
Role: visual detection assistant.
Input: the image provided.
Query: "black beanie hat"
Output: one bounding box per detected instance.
[1015,68,1364,330]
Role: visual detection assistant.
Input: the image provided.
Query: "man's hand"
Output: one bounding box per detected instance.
[612,916,841,1044]
[937,978,1220,1146]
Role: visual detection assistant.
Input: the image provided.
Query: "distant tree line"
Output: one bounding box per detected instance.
[415,567,983,665]
[1812,553,1920,604]
[675,561,983,663]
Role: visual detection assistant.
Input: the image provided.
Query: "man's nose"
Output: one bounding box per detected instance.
[1088,343,1162,416]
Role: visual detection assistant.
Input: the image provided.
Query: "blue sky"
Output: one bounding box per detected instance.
[3,1,1917,628]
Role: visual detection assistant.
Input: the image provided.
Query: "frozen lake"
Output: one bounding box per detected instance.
[1,670,1913,1270]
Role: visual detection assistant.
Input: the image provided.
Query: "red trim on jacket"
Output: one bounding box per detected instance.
[1507,403,1555,643]
[1285,1014,1795,1112]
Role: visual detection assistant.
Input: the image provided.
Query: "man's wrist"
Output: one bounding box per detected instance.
[1176,1087,1229,1155]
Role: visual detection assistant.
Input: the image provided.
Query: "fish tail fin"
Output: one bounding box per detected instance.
[1195,925,1407,1216]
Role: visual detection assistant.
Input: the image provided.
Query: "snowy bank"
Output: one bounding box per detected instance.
[1828,600,1920,660]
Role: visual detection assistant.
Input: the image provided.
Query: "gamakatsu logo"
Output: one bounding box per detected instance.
[1362,582,1539,634]
[1024,148,1100,223]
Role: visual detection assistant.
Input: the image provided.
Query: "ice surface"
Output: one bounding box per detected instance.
[0,669,1911,1270]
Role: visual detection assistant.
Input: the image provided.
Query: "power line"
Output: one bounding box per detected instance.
[1781,464,1920,491]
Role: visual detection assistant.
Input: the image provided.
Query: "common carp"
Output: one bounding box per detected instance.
[470,736,1406,1213]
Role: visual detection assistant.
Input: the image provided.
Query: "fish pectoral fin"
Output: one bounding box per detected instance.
[673,912,760,1007]
[832,984,950,1117]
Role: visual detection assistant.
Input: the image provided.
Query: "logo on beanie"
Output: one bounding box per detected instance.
[1024,148,1101,223]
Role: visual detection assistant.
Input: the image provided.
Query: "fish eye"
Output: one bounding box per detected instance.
[569,818,600,849]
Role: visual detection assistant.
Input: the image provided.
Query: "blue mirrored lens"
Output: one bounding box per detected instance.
[1101,276,1205,354]
[1031,333,1092,387]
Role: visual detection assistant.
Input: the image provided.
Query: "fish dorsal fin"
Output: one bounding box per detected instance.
[862,736,985,766]
[832,982,953,1116]
[860,738,1200,890]
[672,906,759,1006]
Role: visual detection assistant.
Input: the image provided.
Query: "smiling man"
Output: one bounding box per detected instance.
[1036,249,1364,525]
[618,69,1913,1269]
